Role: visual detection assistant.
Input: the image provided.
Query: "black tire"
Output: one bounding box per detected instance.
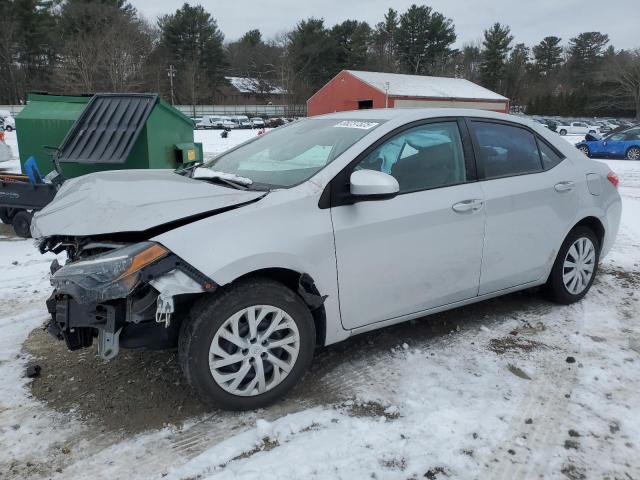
[577,145,590,157]
[626,146,640,161]
[545,226,600,304]
[559,129,567,136]
[179,278,316,410]
[4,125,12,132]
[11,210,33,238]
[0,207,14,224]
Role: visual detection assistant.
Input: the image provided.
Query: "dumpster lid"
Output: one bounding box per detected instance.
[57,93,158,165]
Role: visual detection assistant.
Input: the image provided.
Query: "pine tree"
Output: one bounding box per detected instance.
[158,4,226,104]
[479,23,513,93]
[330,20,372,72]
[532,36,563,76]
[395,4,455,75]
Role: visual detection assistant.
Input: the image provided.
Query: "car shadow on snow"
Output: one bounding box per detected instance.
[22,287,556,436]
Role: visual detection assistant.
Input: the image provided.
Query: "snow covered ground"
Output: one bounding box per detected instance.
[1,129,639,480]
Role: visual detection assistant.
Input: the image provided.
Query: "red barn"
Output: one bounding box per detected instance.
[307,70,509,116]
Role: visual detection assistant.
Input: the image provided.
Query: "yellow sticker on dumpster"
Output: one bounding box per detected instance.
[187,149,195,161]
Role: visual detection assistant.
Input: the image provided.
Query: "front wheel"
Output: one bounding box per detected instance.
[559,129,567,136]
[545,227,599,304]
[577,145,590,157]
[626,147,640,161]
[11,210,33,238]
[179,278,316,410]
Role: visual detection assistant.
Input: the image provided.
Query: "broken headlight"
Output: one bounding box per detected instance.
[51,242,169,304]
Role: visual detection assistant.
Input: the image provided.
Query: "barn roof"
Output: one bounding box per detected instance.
[346,70,508,101]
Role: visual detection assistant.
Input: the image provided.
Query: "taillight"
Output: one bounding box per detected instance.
[607,171,619,188]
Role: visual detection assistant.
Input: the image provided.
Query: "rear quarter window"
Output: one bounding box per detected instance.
[470,121,543,179]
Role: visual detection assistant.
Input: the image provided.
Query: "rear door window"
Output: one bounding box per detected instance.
[470,121,543,179]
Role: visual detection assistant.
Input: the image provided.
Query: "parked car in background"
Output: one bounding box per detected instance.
[543,119,559,132]
[576,128,640,160]
[532,117,548,128]
[556,121,599,136]
[0,110,15,132]
[266,117,286,128]
[229,115,253,129]
[196,116,237,130]
[32,108,621,410]
[250,117,265,128]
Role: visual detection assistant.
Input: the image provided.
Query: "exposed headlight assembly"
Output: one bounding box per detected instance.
[52,242,169,303]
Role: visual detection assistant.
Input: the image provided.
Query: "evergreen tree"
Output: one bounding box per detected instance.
[158,3,226,104]
[287,18,335,93]
[371,8,399,71]
[0,0,57,103]
[479,23,513,93]
[532,36,563,76]
[504,43,530,104]
[395,4,456,75]
[330,20,372,71]
[567,32,609,82]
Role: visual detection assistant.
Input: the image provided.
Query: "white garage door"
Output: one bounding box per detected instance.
[394,99,507,111]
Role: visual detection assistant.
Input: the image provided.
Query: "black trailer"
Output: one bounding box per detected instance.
[0,174,57,237]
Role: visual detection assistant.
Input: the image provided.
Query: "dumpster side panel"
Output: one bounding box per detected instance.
[15,95,90,177]
[146,101,195,169]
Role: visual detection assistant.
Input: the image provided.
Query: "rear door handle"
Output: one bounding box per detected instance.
[555,181,575,192]
[452,199,484,213]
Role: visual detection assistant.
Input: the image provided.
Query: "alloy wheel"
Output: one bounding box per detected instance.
[208,305,300,396]
[627,147,640,161]
[578,145,589,157]
[562,237,596,295]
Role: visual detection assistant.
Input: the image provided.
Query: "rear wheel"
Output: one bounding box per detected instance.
[179,278,316,410]
[11,210,33,238]
[626,147,640,160]
[545,226,599,304]
[0,207,15,224]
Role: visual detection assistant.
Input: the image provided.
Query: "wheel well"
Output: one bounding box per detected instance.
[573,216,605,249]
[232,268,327,347]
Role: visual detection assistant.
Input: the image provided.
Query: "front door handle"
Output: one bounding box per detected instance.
[452,199,484,213]
[555,181,575,193]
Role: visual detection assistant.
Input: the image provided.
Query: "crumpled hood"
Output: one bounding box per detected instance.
[32,169,266,237]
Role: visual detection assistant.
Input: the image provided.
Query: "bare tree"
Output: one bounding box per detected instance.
[607,49,640,120]
[102,19,153,92]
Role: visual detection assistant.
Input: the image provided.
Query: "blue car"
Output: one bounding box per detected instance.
[576,127,640,160]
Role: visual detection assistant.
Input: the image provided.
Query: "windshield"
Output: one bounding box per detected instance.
[203,118,384,188]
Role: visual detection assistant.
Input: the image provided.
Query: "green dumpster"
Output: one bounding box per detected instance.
[15,93,91,177]
[15,92,201,179]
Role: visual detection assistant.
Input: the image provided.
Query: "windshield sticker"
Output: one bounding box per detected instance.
[333,121,379,130]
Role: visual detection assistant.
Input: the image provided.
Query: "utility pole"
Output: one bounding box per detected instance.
[167,65,176,105]
[385,82,390,108]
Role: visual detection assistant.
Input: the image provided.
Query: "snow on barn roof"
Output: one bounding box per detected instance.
[224,76,286,95]
[346,70,508,101]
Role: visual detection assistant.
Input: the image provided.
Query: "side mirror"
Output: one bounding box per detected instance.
[350,170,399,198]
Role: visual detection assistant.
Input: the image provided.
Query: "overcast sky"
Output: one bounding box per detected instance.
[131,0,638,50]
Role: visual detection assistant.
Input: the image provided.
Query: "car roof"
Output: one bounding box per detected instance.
[312,107,537,128]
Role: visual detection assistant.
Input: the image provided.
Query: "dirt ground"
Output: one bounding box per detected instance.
[22,286,552,435]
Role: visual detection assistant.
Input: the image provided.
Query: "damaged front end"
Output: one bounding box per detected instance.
[42,237,216,360]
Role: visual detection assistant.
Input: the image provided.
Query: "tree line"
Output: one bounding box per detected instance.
[1,0,639,118]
